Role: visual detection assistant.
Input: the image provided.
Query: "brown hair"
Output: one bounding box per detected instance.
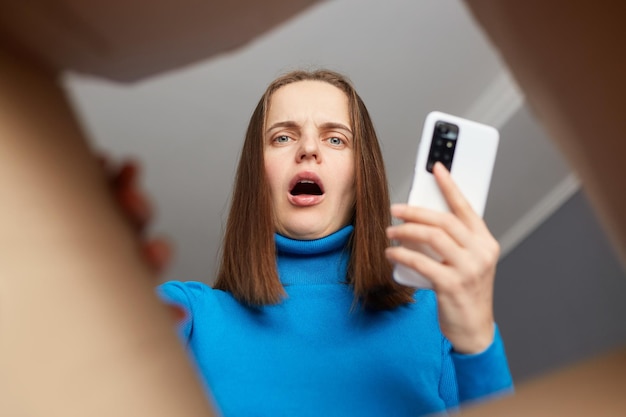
[214,69,414,310]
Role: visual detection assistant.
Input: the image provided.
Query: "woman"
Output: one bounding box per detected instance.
[120,69,512,416]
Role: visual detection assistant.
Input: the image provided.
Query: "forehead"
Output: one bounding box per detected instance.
[266,80,350,124]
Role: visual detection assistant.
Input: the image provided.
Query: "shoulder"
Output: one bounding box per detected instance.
[157,280,242,311]
[157,280,211,306]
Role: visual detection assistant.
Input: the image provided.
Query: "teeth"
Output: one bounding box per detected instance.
[299,180,314,184]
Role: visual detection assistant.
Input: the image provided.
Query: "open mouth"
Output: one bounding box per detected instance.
[290,180,323,196]
[288,173,325,207]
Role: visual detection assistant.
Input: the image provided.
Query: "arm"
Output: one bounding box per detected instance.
[386,163,499,353]
[439,326,513,408]
[386,162,513,404]
[450,325,513,403]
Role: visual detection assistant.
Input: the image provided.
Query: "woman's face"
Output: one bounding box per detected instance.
[264,80,356,240]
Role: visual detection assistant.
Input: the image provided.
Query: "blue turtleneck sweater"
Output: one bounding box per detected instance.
[158,226,513,416]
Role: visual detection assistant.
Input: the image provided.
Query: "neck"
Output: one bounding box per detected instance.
[275,225,353,286]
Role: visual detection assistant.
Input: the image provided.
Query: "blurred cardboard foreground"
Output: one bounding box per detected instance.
[463,0,626,265]
[458,0,626,413]
[458,347,626,416]
[0,0,321,81]
[1,0,625,415]
[458,0,626,414]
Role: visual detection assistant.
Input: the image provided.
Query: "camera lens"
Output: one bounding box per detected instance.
[429,121,458,173]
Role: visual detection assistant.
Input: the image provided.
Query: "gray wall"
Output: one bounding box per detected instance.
[494,190,626,382]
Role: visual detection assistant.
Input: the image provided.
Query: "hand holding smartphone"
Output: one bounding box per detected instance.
[393,111,499,288]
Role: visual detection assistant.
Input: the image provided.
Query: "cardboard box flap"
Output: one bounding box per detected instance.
[458,347,626,416]
[0,0,320,82]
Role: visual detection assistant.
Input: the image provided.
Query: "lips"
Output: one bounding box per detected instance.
[288,172,325,207]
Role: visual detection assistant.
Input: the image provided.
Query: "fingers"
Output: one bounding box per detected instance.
[166,304,188,323]
[116,178,152,231]
[96,152,174,275]
[113,159,138,189]
[388,203,500,273]
[432,162,487,232]
[387,221,465,267]
[388,162,489,252]
[386,218,476,290]
[387,164,500,353]
[107,159,152,232]
[390,203,472,249]
[142,237,173,274]
[385,244,451,288]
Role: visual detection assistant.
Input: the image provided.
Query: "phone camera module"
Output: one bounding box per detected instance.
[427,121,459,173]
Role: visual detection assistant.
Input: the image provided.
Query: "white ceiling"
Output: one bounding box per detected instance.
[63,0,575,284]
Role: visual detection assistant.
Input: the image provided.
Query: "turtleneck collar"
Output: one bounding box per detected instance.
[275,225,353,286]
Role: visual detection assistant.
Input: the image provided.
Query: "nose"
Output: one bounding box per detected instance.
[297,134,320,162]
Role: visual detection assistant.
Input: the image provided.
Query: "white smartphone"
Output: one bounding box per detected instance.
[393,111,499,288]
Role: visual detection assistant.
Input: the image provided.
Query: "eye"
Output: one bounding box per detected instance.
[327,137,344,146]
[274,135,291,144]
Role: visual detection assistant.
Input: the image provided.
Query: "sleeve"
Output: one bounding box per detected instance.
[450,324,514,404]
[156,281,196,344]
[439,336,460,409]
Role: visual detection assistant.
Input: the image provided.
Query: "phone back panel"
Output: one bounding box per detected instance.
[393,111,499,288]
[408,111,499,216]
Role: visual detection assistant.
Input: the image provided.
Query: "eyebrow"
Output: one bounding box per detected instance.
[266,121,353,136]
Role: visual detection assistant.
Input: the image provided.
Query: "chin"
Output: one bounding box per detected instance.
[280,223,337,240]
